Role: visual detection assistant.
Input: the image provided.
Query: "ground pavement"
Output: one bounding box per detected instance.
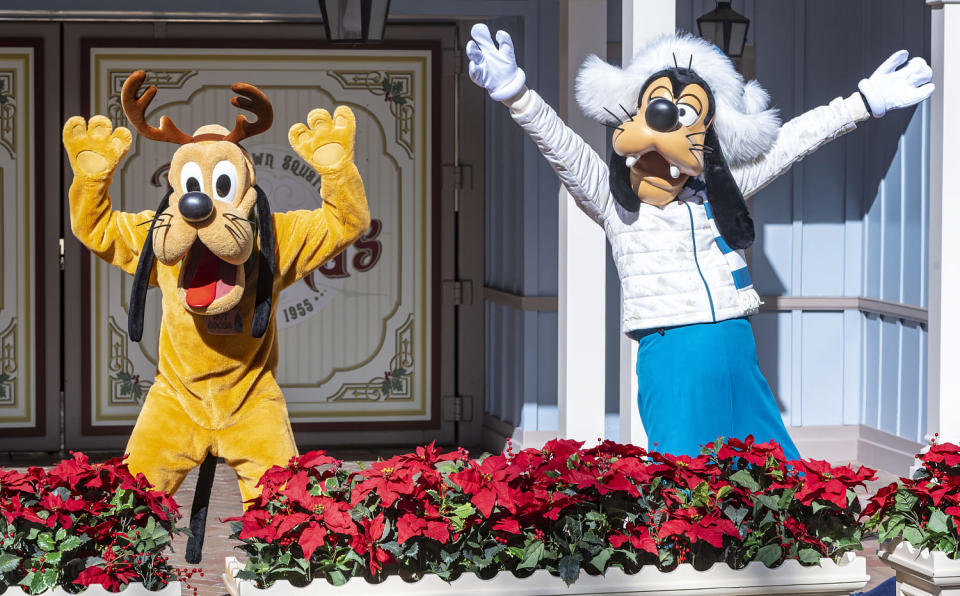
[2,449,900,595]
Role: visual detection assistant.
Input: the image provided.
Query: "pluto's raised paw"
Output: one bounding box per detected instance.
[288,106,356,173]
[62,115,132,178]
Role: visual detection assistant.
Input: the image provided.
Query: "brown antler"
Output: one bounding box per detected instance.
[120,71,193,145]
[223,82,274,144]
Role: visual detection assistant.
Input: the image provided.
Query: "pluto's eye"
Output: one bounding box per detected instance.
[677,102,700,127]
[212,160,239,204]
[180,161,204,194]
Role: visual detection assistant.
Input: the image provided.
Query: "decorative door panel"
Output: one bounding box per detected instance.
[84,46,436,433]
[0,47,38,437]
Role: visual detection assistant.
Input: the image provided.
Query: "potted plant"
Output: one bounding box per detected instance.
[864,437,960,596]
[223,438,872,595]
[0,452,184,594]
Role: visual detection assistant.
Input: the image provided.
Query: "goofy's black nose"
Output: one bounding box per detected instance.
[645,98,679,132]
[179,192,214,223]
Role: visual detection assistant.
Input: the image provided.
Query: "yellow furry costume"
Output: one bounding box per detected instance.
[63,72,370,503]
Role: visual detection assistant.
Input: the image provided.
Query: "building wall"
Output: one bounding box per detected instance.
[481,5,561,432]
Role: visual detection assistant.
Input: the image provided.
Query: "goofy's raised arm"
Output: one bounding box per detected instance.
[466,24,612,224]
[732,50,933,199]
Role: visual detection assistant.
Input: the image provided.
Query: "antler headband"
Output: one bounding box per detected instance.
[120,70,274,144]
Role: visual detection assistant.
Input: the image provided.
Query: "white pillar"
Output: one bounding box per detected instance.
[618,0,676,447]
[557,0,607,444]
[927,0,960,443]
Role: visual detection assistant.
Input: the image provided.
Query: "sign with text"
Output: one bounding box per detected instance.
[87,47,433,429]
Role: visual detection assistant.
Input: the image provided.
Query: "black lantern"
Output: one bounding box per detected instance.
[319,0,391,43]
[696,1,749,58]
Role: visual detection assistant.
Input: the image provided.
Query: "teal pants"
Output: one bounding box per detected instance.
[634,318,800,460]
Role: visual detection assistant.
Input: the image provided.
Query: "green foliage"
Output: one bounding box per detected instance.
[112,370,151,404]
[862,440,960,558]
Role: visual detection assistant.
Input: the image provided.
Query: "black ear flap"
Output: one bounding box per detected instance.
[128,188,173,343]
[608,151,641,212]
[250,185,274,338]
[702,127,754,250]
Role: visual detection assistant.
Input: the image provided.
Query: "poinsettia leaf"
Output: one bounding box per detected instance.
[895,491,918,512]
[589,547,612,571]
[0,553,20,574]
[517,540,544,570]
[558,553,581,585]
[756,494,781,512]
[729,469,760,492]
[929,510,950,534]
[435,461,459,475]
[756,544,782,567]
[778,487,798,510]
[902,525,925,547]
[328,569,347,586]
[235,569,258,581]
[797,548,821,564]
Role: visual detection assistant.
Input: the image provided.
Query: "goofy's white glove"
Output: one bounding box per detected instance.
[466,23,526,102]
[858,50,934,118]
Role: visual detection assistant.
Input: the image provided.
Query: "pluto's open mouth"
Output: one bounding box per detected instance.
[182,243,237,308]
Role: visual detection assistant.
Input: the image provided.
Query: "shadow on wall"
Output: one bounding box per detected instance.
[730,0,929,424]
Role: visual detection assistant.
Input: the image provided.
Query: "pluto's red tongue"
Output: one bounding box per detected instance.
[185,245,219,308]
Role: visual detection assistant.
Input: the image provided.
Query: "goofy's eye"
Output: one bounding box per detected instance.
[212,160,238,204]
[180,162,203,194]
[677,103,700,127]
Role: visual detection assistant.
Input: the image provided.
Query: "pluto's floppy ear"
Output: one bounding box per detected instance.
[128,188,173,343]
[703,127,754,250]
[250,185,275,338]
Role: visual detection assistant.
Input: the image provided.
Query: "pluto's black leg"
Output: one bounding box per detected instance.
[185,454,218,564]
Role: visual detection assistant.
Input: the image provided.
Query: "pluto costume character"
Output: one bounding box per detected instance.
[467,25,933,457]
[64,72,370,500]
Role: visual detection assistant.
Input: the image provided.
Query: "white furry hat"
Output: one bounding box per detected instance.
[575,33,780,166]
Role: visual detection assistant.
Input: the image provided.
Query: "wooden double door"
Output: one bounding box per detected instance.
[0,21,485,452]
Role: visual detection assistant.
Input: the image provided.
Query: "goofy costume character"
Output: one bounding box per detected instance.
[466,25,933,458]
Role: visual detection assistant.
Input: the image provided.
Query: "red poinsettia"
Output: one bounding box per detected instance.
[449,453,523,517]
[231,436,871,589]
[863,438,960,558]
[0,453,182,592]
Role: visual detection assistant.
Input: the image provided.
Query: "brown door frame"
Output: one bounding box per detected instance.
[0,24,61,452]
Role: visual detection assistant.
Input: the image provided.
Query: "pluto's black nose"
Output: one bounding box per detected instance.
[645,98,679,132]
[179,192,214,223]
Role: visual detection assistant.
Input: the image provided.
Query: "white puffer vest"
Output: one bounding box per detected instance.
[506,88,869,334]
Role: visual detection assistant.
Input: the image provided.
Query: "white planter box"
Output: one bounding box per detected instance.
[3,582,181,595]
[223,554,868,596]
[879,539,960,595]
